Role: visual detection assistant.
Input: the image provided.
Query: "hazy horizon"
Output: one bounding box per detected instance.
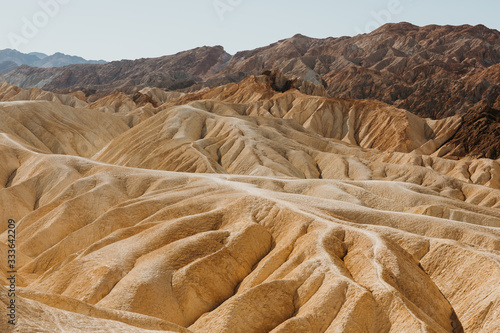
[1,0,499,62]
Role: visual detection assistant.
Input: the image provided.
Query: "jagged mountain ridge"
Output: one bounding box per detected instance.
[1,46,232,100]
[209,23,500,118]
[0,49,106,74]
[2,23,500,119]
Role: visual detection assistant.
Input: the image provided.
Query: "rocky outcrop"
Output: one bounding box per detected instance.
[3,23,500,121]
[1,107,500,332]
[0,49,105,72]
[0,61,18,75]
[1,46,231,95]
[444,103,500,159]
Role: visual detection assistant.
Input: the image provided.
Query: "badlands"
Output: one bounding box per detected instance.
[0,73,499,333]
[0,22,499,333]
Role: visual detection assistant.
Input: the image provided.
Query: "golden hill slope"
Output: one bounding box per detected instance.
[1,134,500,332]
[160,75,461,154]
[95,98,500,193]
[0,81,87,108]
[0,100,129,157]
[0,80,500,332]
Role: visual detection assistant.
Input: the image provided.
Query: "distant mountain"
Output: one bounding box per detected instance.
[0,49,41,67]
[213,23,500,119]
[0,46,233,100]
[0,49,106,70]
[1,23,500,119]
[34,52,106,68]
[0,60,19,74]
[28,52,49,59]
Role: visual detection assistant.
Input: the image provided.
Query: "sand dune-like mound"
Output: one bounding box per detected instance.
[139,87,185,106]
[95,100,500,203]
[88,92,140,114]
[0,100,129,157]
[0,285,189,332]
[1,134,500,332]
[1,78,500,332]
[0,81,87,108]
[153,75,462,153]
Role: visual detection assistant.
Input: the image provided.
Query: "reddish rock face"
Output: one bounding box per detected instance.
[1,45,232,95]
[445,103,500,159]
[2,23,500,160]
[2,23,500,121]
[217,23,500,119]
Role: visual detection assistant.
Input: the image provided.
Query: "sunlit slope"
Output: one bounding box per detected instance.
[0,100,129,157]
[0,134,499,332]
[0,80,499,332]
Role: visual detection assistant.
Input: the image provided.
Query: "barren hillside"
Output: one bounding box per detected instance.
[0,75,499,332]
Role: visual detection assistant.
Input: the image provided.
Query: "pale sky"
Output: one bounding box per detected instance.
[0,0,498,61]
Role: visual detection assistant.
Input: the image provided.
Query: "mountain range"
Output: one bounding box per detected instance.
[0,49,106,74]
[1,23,500,120]
[1,22,500,332]
[1,22,499,160]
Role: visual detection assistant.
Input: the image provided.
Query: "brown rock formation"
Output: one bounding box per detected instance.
[444,103,500,159]
[2,23,500,120]
[1,28,500,331]
[1,45,231,95]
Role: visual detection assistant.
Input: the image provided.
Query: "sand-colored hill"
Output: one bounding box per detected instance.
[1,132,500,332]
[0,81,87,108]
[159,75,461,153]
[0,100,129,157]
[4,21,500,160]
[0,285,189,332]
[1,80,500,332]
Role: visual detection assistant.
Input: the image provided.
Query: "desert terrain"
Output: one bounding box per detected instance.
[1,23,500,332]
